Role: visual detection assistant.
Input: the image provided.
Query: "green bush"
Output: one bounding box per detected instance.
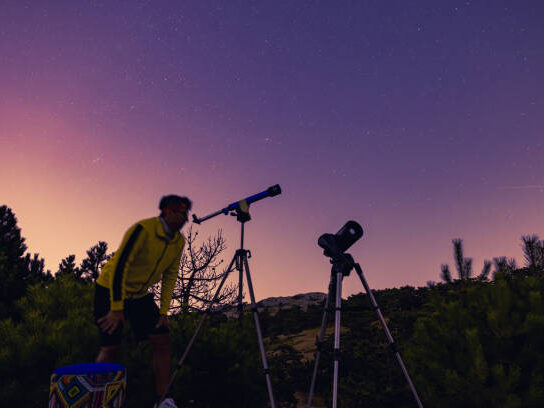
[0,276,279,407]
[406,275,544,408]
[0,275,97,406]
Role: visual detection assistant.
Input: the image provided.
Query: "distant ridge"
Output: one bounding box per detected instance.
[221,292,326,317]
[256,292,326,312]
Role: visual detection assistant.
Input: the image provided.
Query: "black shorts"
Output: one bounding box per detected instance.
[93,284,169,347]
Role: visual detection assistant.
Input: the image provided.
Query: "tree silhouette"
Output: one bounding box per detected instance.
[521,235,544,276]
[0,205,26,262]
[56,254,81,279]
[492,256,517,278]
[22,253,53,284]
[79,241,112,282]
[153,226,237,313]
[0,205,51,319]
[408,273,544,407]
[441,239,491,283]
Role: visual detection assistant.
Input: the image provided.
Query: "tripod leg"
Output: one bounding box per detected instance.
[159,254,237,404]
[353,263,424,408]
[307,275,334,408]
[332,271,343,408]
[243,256,276,408]
[237,250,244,319]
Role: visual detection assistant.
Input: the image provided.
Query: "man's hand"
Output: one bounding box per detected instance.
[155,315,169,329]
[97,310,125,334]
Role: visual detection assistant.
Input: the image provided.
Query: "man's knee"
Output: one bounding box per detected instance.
[96,345,120,362]
[149,333,171,352]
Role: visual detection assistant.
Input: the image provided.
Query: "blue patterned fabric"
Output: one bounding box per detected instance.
[49,363,126,407]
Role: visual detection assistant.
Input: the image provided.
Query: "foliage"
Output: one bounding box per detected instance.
[0,205,26,262]
[56,254,80,278]
[262,304,324,338]
[492,256,518,277]
[0,276,283,407]
[55,242,112,282]
[0,205,52,320]
[521,235,544,277]
[406,274,544,408]
[268,342,306,406]
[166,314,269,408]
[79,241,111,282]
[441,239,491,283]
[0,275,97,406]
[2,204,544,407]
[308,286,431,408]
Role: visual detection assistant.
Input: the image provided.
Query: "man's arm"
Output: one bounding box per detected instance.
[159,239,184,315]
[98,223,146,335]
[108,223,146,311]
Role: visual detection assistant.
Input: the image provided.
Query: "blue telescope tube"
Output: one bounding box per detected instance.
[193,184,281,224]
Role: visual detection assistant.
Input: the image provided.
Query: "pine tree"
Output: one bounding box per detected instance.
[0,205,51,319]
[0,205,27,262]
[0,274,97,405]
[492,257,517,278]
[521,235,544,276]
[22,252,53,284]
[79,241,111,282]
[56,254,81,279]
[407,274,544,407]
[440,239,491,283]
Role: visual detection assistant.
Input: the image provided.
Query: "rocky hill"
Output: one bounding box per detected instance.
[256,292,326,312]
[222,292,326,318]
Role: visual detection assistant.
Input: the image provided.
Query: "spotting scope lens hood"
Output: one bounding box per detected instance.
[318,220,363,258]
[335,220,363,252]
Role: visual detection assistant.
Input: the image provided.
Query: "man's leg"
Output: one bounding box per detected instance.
[94,284,123,363]
[96,345,120,363]
[149,333,172,397]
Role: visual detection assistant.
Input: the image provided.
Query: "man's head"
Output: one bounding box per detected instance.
[159,195,192,232]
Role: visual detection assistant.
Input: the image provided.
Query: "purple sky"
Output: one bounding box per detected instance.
[1,1,543,300]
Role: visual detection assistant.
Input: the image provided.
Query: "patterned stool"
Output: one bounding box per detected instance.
[49,362,126,407]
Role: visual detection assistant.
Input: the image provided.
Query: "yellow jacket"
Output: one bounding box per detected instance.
[96,217,185,314]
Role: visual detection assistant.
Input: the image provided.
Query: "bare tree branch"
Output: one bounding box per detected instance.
[153,226,237,313]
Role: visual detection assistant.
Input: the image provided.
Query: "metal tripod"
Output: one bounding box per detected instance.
[159,209,276,408]
[306,253,423,408]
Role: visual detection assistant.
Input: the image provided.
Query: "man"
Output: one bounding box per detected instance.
[94,194,191,407]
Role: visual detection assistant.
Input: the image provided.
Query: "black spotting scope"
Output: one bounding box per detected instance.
[192,184,282,224]
[318,220,363,259]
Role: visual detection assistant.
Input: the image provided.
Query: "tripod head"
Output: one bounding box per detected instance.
[230,202,251,223]
[330,253,355,277]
